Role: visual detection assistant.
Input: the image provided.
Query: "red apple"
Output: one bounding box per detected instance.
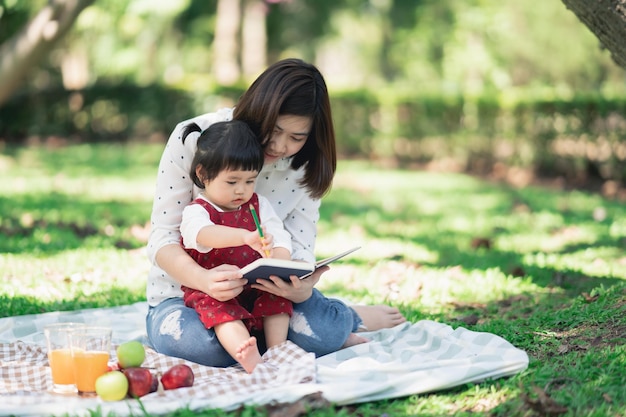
[160,364,194,390]
[122,367,154,398]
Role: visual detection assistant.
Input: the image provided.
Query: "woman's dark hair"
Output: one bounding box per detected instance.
[233,58,337,199]
[189,120,264,189]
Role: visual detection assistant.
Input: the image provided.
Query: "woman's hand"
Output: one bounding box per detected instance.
[198,264,247,302]
[250,265,328,303]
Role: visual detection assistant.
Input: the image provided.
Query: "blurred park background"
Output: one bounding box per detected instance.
[1,0,625,193]
[2,5,626,414]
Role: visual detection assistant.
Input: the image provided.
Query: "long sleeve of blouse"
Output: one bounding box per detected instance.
[146,108,234,266]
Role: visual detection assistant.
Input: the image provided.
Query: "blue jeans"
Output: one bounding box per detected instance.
[145,289,362,366]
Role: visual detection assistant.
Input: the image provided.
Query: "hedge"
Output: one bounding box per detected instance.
[1,84,624,183]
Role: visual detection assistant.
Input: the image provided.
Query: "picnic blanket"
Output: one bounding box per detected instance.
[0,302,529,417]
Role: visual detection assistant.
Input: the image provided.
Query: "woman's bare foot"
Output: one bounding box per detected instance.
[342,332,369,348]
[235,336,263,373]
[352,305,407,331]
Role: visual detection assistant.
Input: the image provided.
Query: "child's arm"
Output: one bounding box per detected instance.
[197,224,262,249]
[181,203,261,252]
[271,247,291,260]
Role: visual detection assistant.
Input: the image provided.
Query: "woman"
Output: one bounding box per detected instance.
[146,58,406,367]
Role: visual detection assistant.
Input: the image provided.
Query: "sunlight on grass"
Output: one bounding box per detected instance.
[495,225,602,254]
[316,229,440,263]
[0,248,148,301]
[0,143,161,199]
[0,248,148,318]
[525,247,626,280]
[320,260,544,313]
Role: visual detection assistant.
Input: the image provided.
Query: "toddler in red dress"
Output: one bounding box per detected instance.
[180,120,293,373]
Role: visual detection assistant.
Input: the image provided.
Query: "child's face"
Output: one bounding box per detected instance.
[203,169,259,211]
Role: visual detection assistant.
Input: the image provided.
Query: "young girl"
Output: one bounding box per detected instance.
[180,120,293,373]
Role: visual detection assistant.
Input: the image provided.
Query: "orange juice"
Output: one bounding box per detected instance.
[72,349,110,394]
[48,348,75,385]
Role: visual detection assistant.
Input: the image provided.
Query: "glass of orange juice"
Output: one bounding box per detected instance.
[69,326,112,397]
[44,322,86,394]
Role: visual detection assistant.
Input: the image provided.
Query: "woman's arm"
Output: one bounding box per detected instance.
[283,195,319,263]
[156,244,245,302]
[253,165,322,301]
[147,110,246,302]
[260,190,321,302]
[256,163,319,263]
[147,110,234,266]
[258,195,292,260]
[146,120,201,265]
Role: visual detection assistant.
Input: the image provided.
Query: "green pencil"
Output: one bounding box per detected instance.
[249,204,270,257]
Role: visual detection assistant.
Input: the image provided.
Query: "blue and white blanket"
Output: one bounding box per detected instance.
[0,302,528,416]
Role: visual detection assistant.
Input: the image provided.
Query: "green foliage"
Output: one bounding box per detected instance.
[0,0,41,41]
[2,0,625,94]
[266,0,337,60]
[0,83,194,140]
[3,86,626,185]
[332,90,626,183]
[2,0,626,187]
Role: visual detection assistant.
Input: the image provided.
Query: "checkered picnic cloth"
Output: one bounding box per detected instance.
[0,303,529,416]
[0,339,315,416]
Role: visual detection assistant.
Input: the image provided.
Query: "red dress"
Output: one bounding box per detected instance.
[181,193,293,332]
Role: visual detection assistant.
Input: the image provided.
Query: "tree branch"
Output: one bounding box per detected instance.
[561,0,626,71]
[0,0,96,106]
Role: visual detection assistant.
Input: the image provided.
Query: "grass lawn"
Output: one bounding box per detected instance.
[1,143,625,416]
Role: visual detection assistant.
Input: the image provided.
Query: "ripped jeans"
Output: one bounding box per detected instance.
[145,289,362,367]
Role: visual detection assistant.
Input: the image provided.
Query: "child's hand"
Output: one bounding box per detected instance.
[259,233,273,258]
[243,227,273,257]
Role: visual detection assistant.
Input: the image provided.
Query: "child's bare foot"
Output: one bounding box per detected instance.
[342,332,369,348]
[235,336,263,373]
[352,305,406,331]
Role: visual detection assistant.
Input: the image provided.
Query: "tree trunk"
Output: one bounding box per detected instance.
[0,0,96,106]
[241,0,267,80]
[213,0,241,85]
[561,0,626,71]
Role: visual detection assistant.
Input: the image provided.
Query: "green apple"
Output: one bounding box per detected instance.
[95,371,129,401]
[116,340,145,369]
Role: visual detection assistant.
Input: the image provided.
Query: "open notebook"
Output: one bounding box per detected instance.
[240,246,360,283]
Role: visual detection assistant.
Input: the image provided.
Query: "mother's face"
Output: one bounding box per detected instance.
[263,114,312,164]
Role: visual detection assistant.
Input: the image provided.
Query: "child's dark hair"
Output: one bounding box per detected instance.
[189,120,264,189]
